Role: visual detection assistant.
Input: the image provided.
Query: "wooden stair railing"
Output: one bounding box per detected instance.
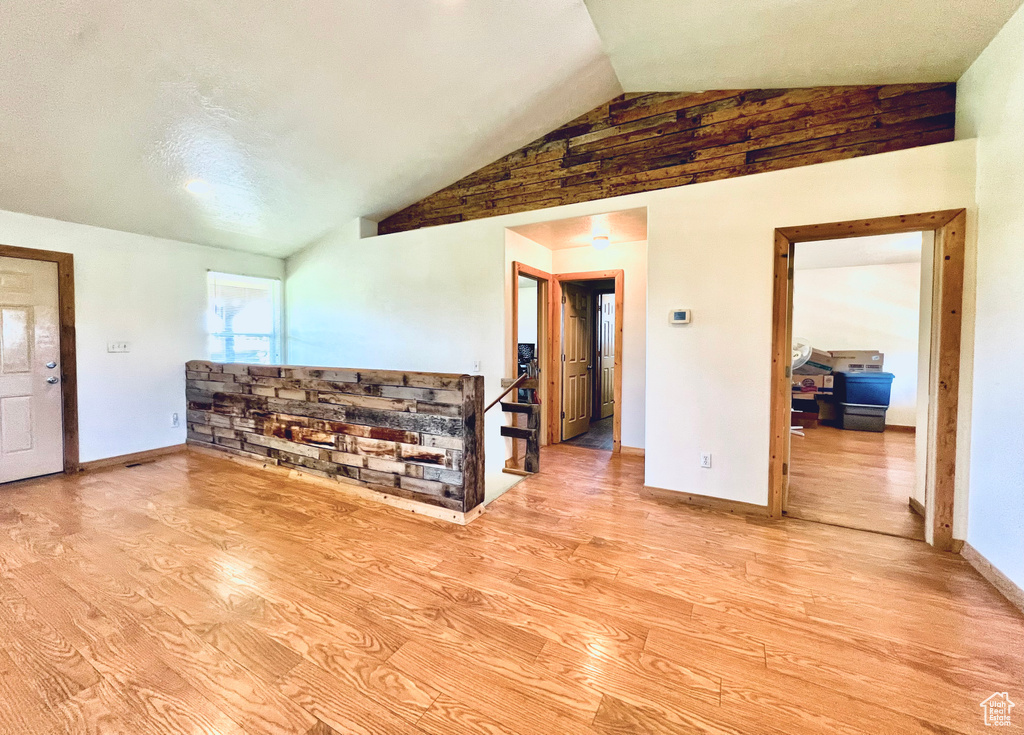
[485,373,528,413]
[488,375,541,475]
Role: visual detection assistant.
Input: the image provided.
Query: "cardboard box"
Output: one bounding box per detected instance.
[792,374,834,396]
[830,350,884,373]
[791,398,819,429]
[792,411,819,429]
[816,397,838,423]
[792,347,834,375]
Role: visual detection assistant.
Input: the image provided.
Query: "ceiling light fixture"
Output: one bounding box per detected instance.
[592,234,610,250]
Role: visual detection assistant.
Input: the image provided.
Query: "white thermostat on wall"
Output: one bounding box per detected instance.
[669,308,692,325]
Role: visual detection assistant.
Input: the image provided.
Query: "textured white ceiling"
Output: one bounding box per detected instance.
[0,0,619,257]
[795,233,924,270]
[2,1,1020,257]
[508,208,647,251]
[584,0,1024,90]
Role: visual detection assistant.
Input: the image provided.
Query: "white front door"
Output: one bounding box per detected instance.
[0,256,64,483]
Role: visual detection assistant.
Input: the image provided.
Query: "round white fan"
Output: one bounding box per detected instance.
[792,337,813,372]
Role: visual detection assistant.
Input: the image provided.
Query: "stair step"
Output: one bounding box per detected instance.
[500,402,536,414]
[500,426,534,440]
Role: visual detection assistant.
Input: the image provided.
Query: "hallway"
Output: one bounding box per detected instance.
[563,415,614,450]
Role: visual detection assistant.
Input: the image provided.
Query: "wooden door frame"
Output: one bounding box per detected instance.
[0,243,80,474]
[769,209,966,551]
[550,269,624,452]
[511,262,551,466]
[511,261,552,365]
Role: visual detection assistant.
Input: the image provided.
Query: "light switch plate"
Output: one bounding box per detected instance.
[107,341,130,353]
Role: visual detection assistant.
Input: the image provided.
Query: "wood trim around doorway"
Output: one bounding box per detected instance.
[0,243,80,474]
[550,269,624,453]
[511,262,552,365]
[768,209,966,551]
[510,262,551,469]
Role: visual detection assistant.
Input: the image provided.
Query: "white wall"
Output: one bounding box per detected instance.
[287,139,976,526]
[792,260,921,426]
[287,219,513,503]
[957,3,1024,592]
[0,208,284,463]
[642,142,975,523]
[551,240,647,450]
[517,279,538,345]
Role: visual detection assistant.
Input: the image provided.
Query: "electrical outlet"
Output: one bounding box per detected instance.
[700,452,712,469]
[107,341,130,353]
[171,412,180,428]
[472,360,481,373]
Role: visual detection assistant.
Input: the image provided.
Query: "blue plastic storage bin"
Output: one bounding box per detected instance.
[833,371,895,406]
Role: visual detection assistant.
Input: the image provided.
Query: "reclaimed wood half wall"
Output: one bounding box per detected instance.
[185,361,485,516]
[378,84,956,235]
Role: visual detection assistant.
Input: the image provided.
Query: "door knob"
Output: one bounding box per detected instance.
[46,376,59,384]
[46,361,57,369]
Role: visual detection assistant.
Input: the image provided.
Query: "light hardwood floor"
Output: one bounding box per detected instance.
[788,425,925,540]
[0,445,1021,734]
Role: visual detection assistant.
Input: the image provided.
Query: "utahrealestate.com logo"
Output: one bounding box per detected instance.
[980,693,1015,727]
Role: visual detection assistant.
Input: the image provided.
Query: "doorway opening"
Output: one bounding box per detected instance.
[559,277,617,450]
[769,210,967,552]
[506,206,645,467]
[509,261,626,459]
[786,231,929,540]
[508,262,550,473]
[550,269,624,452]
[0,243,79,482]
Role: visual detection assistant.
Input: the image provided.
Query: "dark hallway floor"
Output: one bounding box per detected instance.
[564,415,614,450]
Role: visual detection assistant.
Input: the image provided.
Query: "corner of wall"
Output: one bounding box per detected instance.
[956,1,1024,594]
[359,218,379,239]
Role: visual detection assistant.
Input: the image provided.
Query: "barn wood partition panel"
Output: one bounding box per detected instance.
[185,362,485,521]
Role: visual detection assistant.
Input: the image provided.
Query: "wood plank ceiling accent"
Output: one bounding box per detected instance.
[378,84,956,235]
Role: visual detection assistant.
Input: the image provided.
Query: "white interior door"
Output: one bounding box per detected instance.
[598,292,615,419]
[562,282,592,440]
[0,256,63,483]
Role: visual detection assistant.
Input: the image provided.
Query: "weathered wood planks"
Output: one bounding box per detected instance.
[378,84,956,234]
[185,361,485,513]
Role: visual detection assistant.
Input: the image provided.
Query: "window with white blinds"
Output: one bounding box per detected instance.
[206,272,282,365]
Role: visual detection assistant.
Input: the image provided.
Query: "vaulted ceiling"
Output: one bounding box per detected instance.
[584,0,1024,90]
[1,0,1021,257]
[0,0,618,257]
